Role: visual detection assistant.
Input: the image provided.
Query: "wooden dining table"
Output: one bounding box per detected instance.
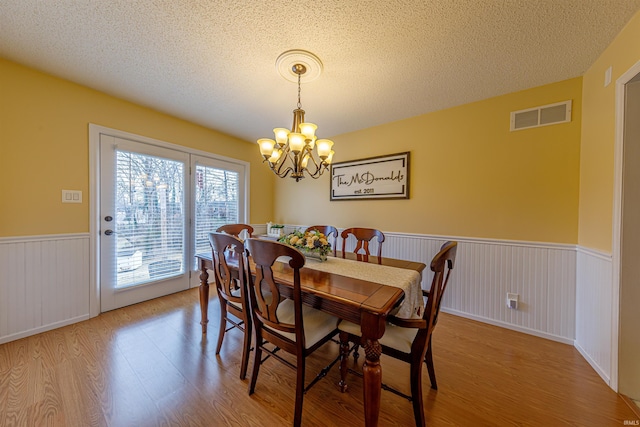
[195,250,426,427]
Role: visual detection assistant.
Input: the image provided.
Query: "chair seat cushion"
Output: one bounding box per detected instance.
[338,319,418,354]
[265,299,338,348]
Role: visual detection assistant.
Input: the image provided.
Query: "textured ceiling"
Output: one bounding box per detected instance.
[1,1,640,144]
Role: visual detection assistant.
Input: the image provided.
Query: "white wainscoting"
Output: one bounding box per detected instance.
[0,234,90,344]
[575,247,614,386]
[281,224,578,343]
[0,228,615,390]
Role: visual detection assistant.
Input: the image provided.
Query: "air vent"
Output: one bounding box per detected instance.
[510,100,572,131]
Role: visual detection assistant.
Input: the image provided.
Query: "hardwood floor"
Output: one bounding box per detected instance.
[0,287,637,426]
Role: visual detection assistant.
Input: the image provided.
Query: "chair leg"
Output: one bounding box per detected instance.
[239,314,252,380]
[338,331,350,392]
[248,335,262,395]
[410,358,426,427]
[293,352,305,427]
[424,336,437,390]
[215,302,227,355]
[353,344,360,366]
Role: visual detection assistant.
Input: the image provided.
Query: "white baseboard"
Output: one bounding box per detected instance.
[0,314,90,345]
[442,308,575,345]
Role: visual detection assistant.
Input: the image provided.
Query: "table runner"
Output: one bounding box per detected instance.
[298,256,424,319]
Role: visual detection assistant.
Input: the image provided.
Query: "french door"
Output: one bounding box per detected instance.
[100,135,190,311]
[96,129,249,312]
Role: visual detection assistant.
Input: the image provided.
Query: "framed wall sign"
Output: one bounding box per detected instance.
[330,152,410,201]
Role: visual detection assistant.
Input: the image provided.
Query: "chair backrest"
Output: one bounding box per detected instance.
[422,241,457,336]
[208,232,248,308]
[340,227,385,261]
[245,238,306,348]
[304,225,338,257]
[216,223,254,239]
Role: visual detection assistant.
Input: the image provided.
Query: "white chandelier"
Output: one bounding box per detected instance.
[257,50,335,182]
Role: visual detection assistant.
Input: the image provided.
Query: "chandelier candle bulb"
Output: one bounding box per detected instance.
[316,139,333,158]
[274,128,290,146]
[299,122,317,140]
[258,138,276,157]
[325,150,335,164]
[268,149,282,163]
[288,133,305,153]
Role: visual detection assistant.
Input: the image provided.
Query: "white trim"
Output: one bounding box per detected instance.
[576,245,612,261]
[0,233,90,243]
[281,223,576,251]
[0,315,90,345]
[442,308,574,345]
[89,125,100,317]
[575,341,611,385]
[611,60,640,392]
[89,124,250,169]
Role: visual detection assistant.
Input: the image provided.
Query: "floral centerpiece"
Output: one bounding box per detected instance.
[278,229,332,261]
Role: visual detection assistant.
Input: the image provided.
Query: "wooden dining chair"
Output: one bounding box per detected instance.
[304,225,338,257]
[208,232,252,380]
[337,241,457,427]
[340,227,385,263]
[216,223,253,239]
[244,238,339,427]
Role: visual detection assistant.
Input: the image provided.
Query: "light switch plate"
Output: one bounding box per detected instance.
[62,190,82,203]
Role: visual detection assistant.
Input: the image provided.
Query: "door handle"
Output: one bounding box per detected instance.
[104,229,115,236]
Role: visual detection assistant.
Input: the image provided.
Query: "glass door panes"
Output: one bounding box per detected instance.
[194,164,240,261]
[115,150,186,288]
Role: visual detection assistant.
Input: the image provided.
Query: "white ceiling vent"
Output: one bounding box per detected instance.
[510,100,572,131]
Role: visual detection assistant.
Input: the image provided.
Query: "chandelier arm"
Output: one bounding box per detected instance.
[303,146,326,176]
[302,157,329,179]
[273,145,293,176]
[305,168,325,179]
[278,167,294,178]
[268,160,294,178]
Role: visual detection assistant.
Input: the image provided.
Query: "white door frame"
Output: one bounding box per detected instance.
[88,124,250,317]
[611,59,640,392]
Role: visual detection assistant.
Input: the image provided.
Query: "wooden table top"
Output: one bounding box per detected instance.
[195,251,426,323]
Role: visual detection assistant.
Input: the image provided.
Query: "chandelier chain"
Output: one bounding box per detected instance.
[297,72,302,109]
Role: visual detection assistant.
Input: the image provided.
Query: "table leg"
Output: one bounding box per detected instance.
[198,260,210,334]
[362,337,382,427]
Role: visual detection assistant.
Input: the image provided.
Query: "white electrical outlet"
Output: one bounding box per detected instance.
[506,293,519,310]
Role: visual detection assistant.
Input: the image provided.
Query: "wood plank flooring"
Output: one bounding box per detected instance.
[0,288,638,426]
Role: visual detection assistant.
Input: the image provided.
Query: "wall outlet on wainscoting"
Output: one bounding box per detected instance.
[506,293,518,309]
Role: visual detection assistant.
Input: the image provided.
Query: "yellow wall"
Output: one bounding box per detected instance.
[0,58,274,237]
[275,78,582,244]
[579,11,640,252]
